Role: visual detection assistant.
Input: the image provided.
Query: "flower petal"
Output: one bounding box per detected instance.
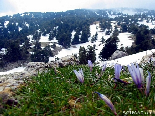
[114,63,122,80]
[95,92,117,115]
[88,60,93,71]
[102,62,107,71]
[146,71,151,96]
[128,63,142,88]
[139,68,144,83]
[73,69,84,83]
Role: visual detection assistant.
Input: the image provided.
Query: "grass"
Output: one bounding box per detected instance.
[2,62,155,116]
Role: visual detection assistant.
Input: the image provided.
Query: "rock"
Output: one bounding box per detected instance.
[110,50,128,60]
[139,53,155,65]
[0,56,79,103]
[0,87,4,92]
[61,55,77,62]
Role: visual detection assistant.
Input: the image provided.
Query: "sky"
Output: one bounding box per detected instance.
[0,0,155,17]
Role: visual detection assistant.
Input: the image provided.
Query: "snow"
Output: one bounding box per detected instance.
[49,23,134,63]
[2,16,155,74]
[0,67,25,75]
[49,21,155,67]
[18,27,22,31]
[117,32,134,49]
[25,22,29,28]
[0,48,7,55]
[138,20,155,29]
[4,21,9,28]
[39,34,50,42]
[104,49,155,66]
[27,35,33,43]
[121,9,137,15]
[71,30,76,40]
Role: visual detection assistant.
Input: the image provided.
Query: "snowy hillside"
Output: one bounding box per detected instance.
[1,8,155,75]
[36,21,153,67]
[48,22,134,63]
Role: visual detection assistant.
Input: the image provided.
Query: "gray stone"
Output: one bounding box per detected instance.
[110,50,128,60]
[0,86,4,92]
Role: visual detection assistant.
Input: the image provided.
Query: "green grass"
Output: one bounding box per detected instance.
[3,63,155,116]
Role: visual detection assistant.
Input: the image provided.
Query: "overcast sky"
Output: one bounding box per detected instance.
[0,0,155,17]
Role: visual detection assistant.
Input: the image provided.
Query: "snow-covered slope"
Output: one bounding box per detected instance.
[105,49,155,66]
[1,12,155,74]
[49,22,134,63]
[0,67,25,75]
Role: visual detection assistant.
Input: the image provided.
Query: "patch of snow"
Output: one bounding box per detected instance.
[104,49,155,66]
[117,32,134,49]
[4,21,9,28]
[27,35,34,43]
[25,22,29,28]
[0,67,25,75]
[109,15,117,18]
[71,30,76,40]
[138,20,155,29]
[0,48,7,55]
[16,23,18,26]
[95,12,100,15]
[49,23,132,63]
[39,34,50,42]
[18,27,22,31]
[50,37,58,43]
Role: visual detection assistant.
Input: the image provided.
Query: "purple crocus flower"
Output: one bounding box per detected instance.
[73,68,84,83]
[114,63,122,81]
[88,60,93,71]
[102,62,107,72]
[128,63,143,88]
[139,68,145,83]
[145,71,151,96]
[113,63,128,86]
[95,92,117,115]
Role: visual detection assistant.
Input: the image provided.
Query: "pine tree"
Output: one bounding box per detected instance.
[86,45,96,63]
[4,40,22,62]
[79,46,87,64]
[99,36,117,60]
[72,33,80,45]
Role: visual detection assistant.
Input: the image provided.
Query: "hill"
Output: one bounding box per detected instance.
[0,8,155,68]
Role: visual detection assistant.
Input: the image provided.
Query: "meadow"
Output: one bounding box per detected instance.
[3,60,155,116]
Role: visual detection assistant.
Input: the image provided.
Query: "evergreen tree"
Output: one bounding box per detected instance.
[71,32,80,45]
[81,30,88,43]
[79,46,87,64]
[86,45,96,63]
[31,43,53,63]
[101,36,105,44]
[99,36,118,60]
[4,40,22,62]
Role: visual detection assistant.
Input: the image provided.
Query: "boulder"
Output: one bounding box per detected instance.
[139,53,155,65]
[110,50,128,60]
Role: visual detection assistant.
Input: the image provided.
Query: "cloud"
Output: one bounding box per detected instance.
[0,0,16,12]
[1,0,155,16]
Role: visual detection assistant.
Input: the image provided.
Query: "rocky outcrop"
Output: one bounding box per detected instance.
[139,53,155,65]
[0,55,79,110]
[110,50,128,60]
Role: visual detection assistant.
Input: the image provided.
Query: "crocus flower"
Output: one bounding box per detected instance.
[128,63,143,88]
[73,68,84,83]
[95,92,117,115]
[102,62,107,72]
[145,71,151,96]
[100,62,107,76]
[139,68,145,83]
[88,60,93,71]
[114,63,122,81]
[113,63,127,84]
